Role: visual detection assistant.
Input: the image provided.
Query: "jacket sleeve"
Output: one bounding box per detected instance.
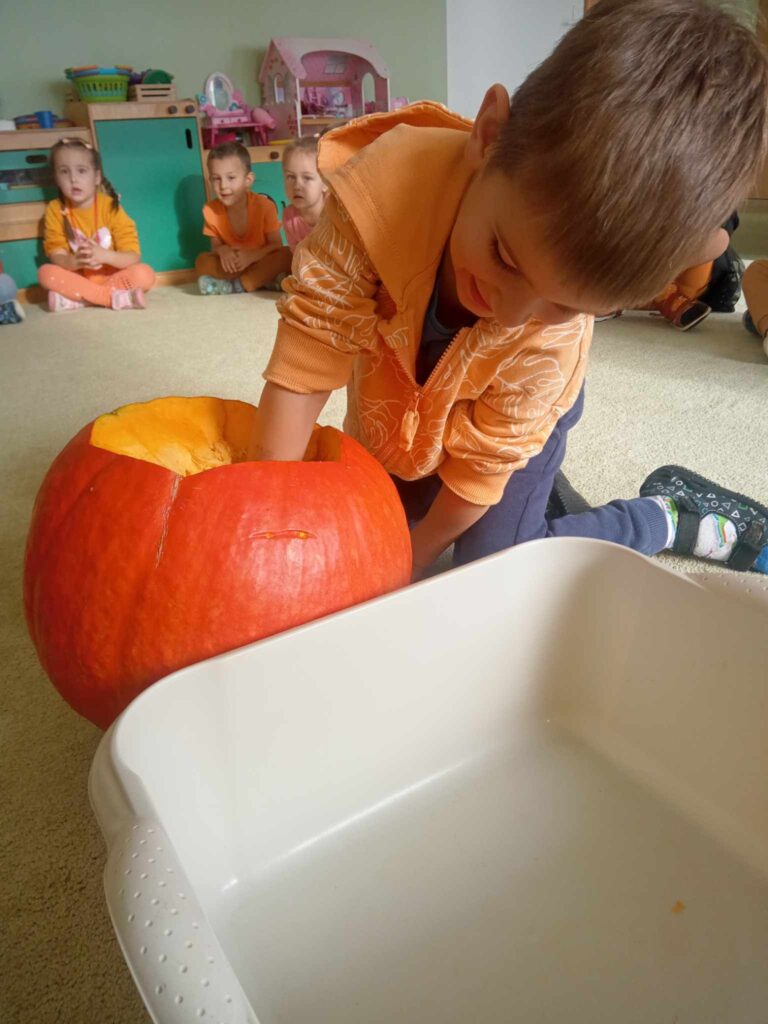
[263,194,381,394]
[438,317,592,505]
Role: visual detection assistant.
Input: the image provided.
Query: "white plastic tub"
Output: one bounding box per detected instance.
[89,538,768,1024]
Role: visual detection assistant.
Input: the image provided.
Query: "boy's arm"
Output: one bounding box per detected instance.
[202,205,232,258]
[251,194,380,457]
[409,486,488,580]
[438,319,592,507]
[250,381,331,460]
[238,230,283,269]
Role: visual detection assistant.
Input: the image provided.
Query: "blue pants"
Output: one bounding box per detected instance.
[393,388,669,567]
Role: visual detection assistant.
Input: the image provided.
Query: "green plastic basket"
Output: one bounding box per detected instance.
[74,74,130,103]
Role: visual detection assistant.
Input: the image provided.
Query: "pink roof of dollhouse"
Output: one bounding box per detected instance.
[259,38,390,82]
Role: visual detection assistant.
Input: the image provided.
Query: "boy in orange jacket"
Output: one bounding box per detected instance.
[252,0,768,580]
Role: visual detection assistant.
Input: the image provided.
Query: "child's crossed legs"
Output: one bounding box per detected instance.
[195,249,292,292]
[39,263,155,308]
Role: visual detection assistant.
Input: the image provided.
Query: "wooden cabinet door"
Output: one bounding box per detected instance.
[95,118,208,271]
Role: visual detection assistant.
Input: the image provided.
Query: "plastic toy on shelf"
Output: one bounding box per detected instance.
[198,72,277,148]
[65,66,133,103]
[258,37,391,139]
[128,69,176,103]
[13,111,66,130]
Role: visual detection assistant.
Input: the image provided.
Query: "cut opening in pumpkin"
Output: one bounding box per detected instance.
[90,396,342,476]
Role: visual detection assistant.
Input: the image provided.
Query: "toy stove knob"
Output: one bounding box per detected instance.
[167,105,178,115]
[184,104,195,114]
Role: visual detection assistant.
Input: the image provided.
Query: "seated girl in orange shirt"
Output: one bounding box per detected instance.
[39,139,155,312]
[196,142,292,294]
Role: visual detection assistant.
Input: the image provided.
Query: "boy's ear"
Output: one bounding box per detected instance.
[466,84,510,169]
[245,170,255,187]
[695,227,729,265]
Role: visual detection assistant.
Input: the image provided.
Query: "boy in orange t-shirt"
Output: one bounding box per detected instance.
[195,142,292,294]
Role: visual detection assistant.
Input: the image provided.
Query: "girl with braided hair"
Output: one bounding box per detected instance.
[39,139,155,311]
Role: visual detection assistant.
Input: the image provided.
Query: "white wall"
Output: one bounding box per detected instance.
[446,0,581,118]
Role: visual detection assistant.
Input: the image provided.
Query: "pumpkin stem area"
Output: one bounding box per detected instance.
[89,396,342,476]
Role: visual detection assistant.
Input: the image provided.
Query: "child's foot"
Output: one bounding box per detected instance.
[743,310,768,357]
[641,465,768,572]
[111,288,146,311]
[654,290,711,331]
[48,291,85,313]
[0,299,25,324]
[197,275,243,295]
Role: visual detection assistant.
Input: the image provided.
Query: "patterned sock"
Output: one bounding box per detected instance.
[232,278,245,293]
[651,495,678,548]
[651,494,738,561]
[754,546,768,575]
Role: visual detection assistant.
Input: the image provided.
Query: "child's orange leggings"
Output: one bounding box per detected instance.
[194,249,292,292]
[38,263,156,307]
[743,260,768,336]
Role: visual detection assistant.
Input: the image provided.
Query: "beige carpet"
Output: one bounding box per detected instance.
[2,280,768,1024]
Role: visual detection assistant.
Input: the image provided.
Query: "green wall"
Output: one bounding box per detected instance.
[0,0,446,122]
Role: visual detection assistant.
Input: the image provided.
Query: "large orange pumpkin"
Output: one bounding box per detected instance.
[24,396,412,728]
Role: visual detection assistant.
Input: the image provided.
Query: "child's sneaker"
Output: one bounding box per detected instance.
[111,288,146,311]
[653,290,710,330]
[198,275,242,295]
[0,299,25,324]
[641,464,768,571]
[48,291,85,313]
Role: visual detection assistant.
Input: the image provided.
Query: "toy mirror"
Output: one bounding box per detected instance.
[204,72,235,111]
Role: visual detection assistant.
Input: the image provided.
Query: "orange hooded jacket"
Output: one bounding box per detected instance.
[264,101,592,505]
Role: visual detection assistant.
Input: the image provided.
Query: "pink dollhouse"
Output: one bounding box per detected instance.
[258,38,391,139]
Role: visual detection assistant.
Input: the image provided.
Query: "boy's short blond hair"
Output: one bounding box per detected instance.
[207,141,251,175]
[491,0,768,306]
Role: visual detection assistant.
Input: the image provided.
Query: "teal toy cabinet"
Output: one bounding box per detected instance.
[248,147,288,215]
[67,99,208,274]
